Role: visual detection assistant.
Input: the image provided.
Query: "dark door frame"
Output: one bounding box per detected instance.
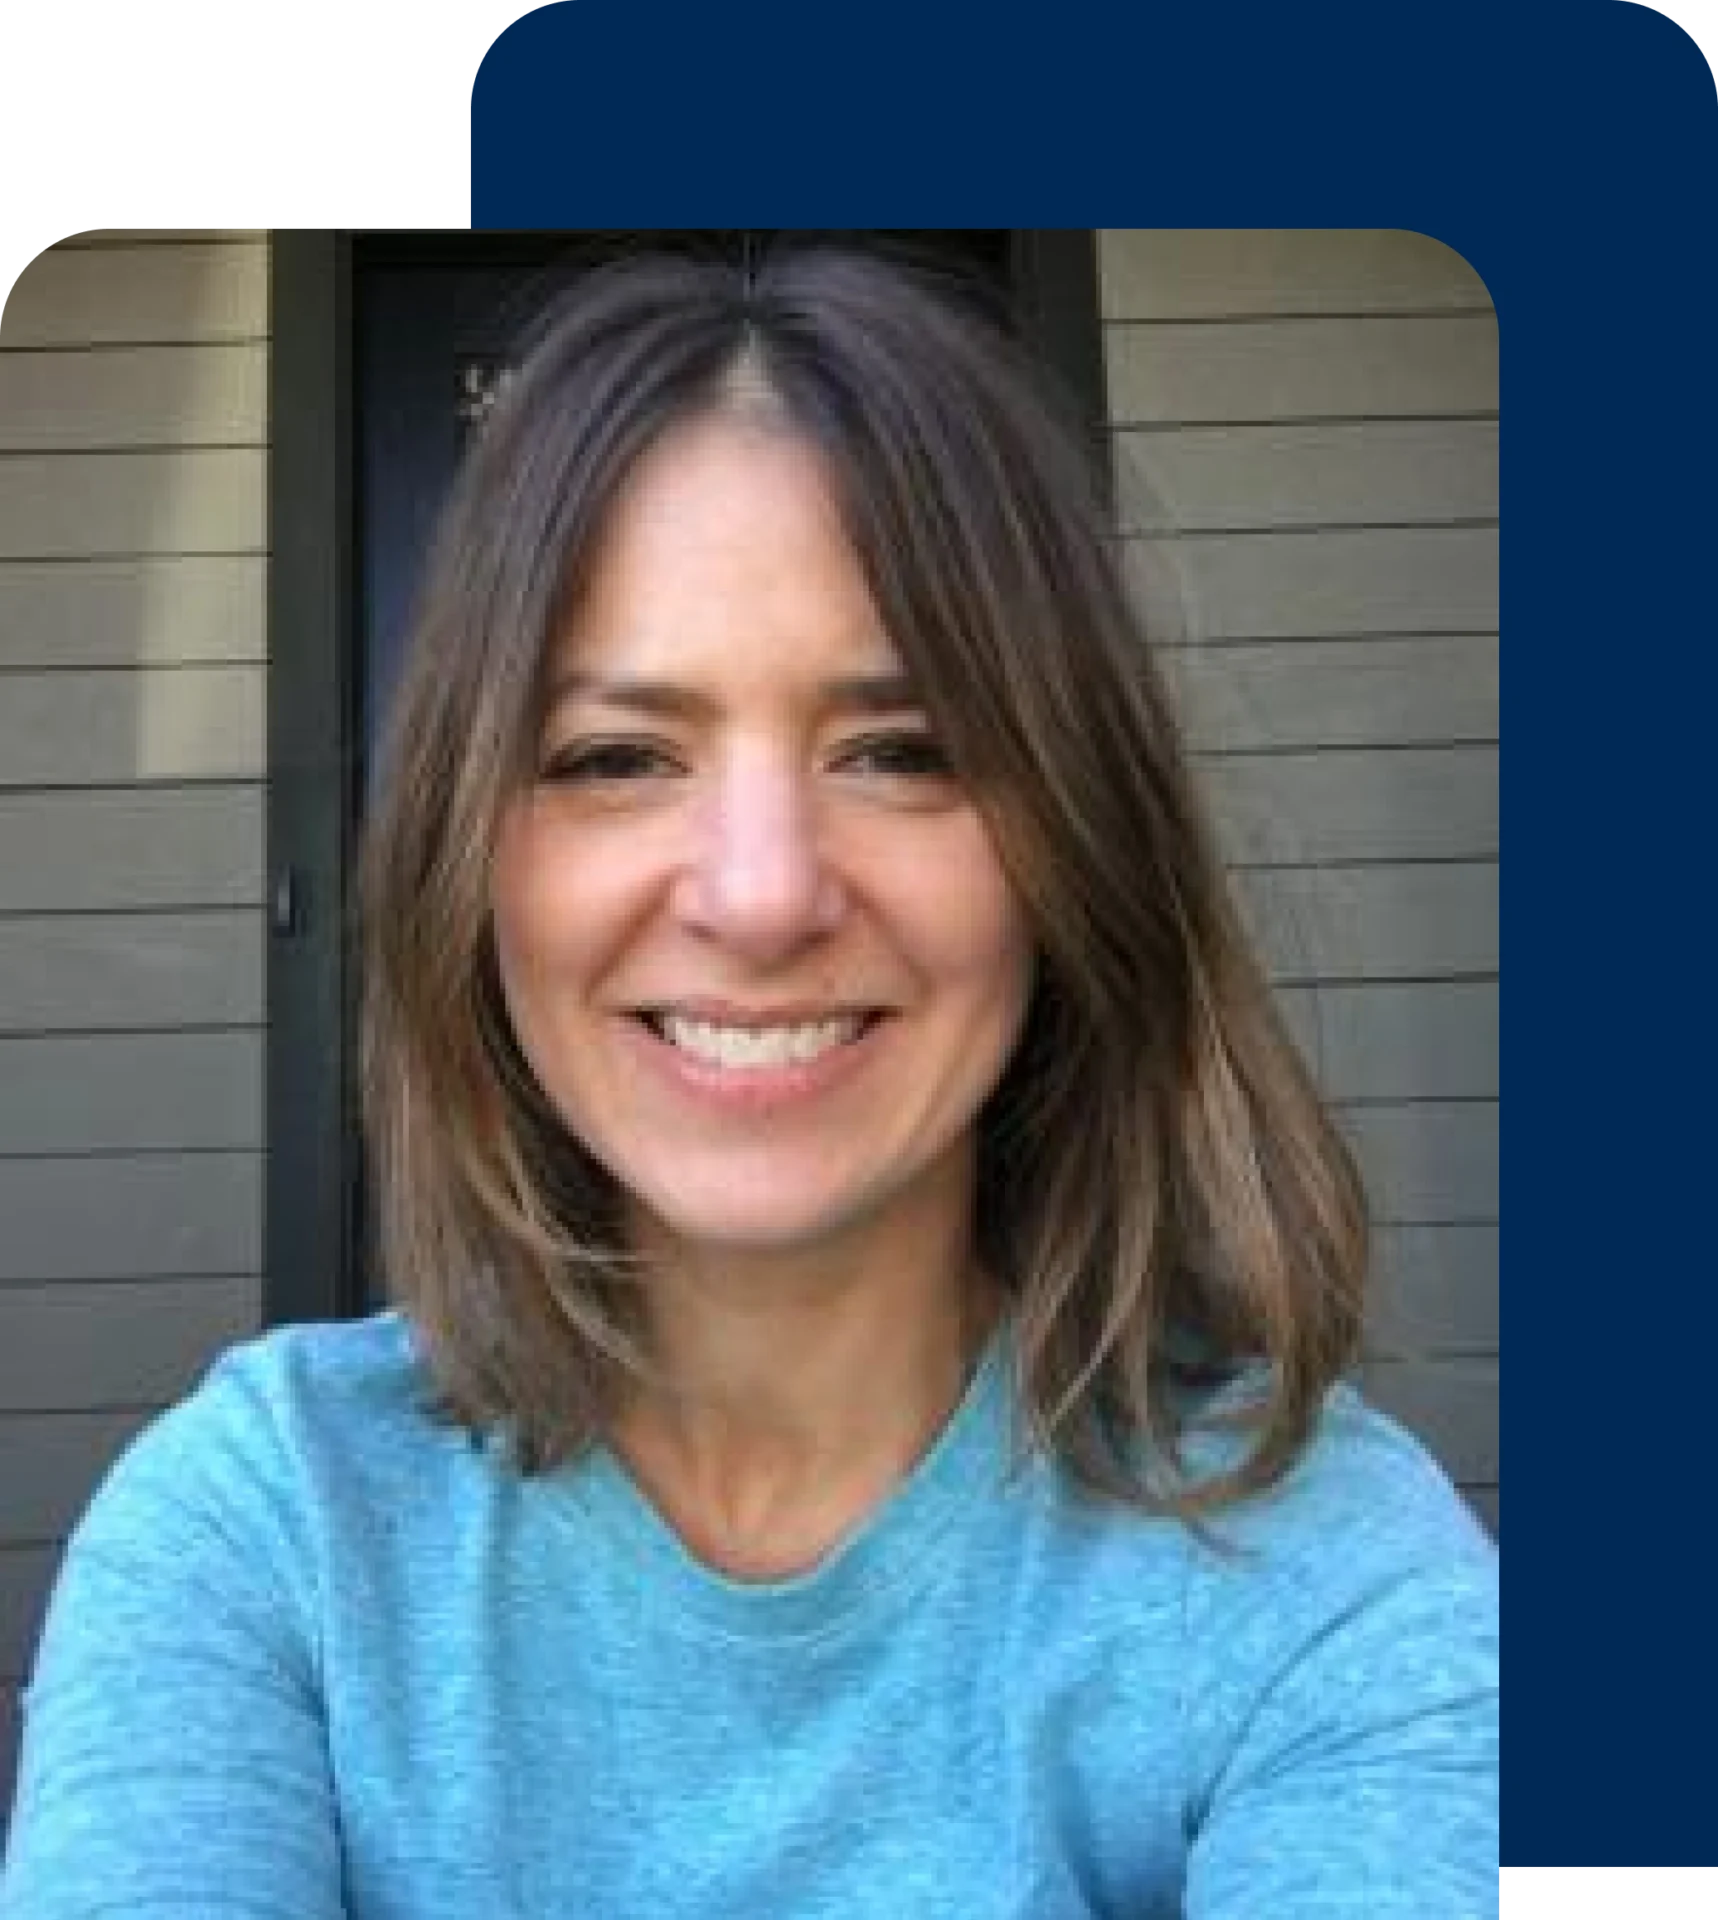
[265,229,1108,1328]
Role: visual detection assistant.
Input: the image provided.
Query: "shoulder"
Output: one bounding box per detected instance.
[67,1312,469,1576]
[1176,1380,1498,1792]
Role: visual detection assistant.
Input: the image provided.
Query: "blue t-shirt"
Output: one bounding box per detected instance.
[2,1313,1498,1917]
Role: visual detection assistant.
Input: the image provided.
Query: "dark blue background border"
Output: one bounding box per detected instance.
[473,0,1718,1867]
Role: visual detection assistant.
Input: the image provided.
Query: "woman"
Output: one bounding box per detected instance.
[2,247,1498,1917]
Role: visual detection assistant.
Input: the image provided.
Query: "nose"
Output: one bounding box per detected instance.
[672,749,846,959]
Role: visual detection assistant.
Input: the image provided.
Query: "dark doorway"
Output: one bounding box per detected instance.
[267,230,1107,1327]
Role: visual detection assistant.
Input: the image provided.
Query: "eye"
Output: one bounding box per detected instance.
[538,739,680,784]
[834,731,955,779]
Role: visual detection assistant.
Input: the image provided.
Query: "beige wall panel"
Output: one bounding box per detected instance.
[1127,527,1499,638]
[0,556,265,666]
[0,665,264,786]
[1163,636,1497,751]
[0,1152,261,1281]
[1107,317,1498,426]
[53,231,269,247]
[0,343,267,451]
[0,911,263,1032]
[1116,420,1498,532]
[0,450,264,559]
[0,786,263,910]
[1098,229,1490,319]
[0,1031,262,1154]
[1199,746,1498,865]
[1,243,268,348]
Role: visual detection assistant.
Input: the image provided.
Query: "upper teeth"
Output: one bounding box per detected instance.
[659,1014,866,1068]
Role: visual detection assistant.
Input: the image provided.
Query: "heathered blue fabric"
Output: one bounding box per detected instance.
[2,1313,1497,1917]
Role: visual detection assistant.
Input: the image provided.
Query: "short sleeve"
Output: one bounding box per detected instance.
[1181,1396,1499,1919]
[0,1353,346,1918]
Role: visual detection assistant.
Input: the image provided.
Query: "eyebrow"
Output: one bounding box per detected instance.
[546,669,924,720]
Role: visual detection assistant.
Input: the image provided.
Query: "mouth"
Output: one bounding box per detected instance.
[636,1009,885,1071]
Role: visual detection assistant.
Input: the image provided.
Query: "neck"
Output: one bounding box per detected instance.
[609,1203,1002,1580]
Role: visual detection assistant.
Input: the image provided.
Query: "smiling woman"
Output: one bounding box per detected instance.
[1,249,1498,1918]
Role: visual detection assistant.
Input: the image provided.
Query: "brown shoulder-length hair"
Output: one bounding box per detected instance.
[360,243,1367,1518]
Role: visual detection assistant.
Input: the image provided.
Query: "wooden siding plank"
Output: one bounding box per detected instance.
[1163,636,1498,751]
[1359,1356,1499,1484]
[1233,862,1498,982]
[1105,317,1498,424]
[1367,1223,1499,1357]
[1115,421,1498,532]
[0,556,266,666]
[1339,1102,1499,1225]
[1098,230,1490,319]
[1200,746,1499,865]
[1,242,268,348]
[0,1409,156,1540]
[52,230,270,247]
[0,665,265,786]
[1126,527,1500,638]
[0,343,267,451]
[1276,981,1498,1102]
[1463,1485,1498,1538]
[0,1278,258,1415]
[0,911,263,1032]
[0,1031,262,1153]
[0,1152,261,1281]
[0,786,263,910]
[0,450,265,558]
[0,1544,59,1683]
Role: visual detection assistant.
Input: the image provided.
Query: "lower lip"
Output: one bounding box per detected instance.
[623,1013,889,1113]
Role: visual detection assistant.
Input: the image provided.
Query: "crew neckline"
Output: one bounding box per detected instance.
[548,1320,1017,1644]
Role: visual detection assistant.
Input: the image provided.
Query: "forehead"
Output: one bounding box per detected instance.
[546,411,904,691]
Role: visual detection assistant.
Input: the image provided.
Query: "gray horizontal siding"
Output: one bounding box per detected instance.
[1,1545,58,1681]
[1126,526,1499,639]
[1106,317,1498,424]
[0,786,263,909]
[0,1031,262,1153]
[1,241,268,348]
[1340,1103,1499,1225]
[0,1278,258,1413]
[1359,1356,1499,1485]
[1234,862,1497,982]
[0,665,265,785]
[1201,746,1498,865]
[0,910,263,1031]
[0,342,267,449]
[1277,981,1498,1101]
[1163,637,1497,751]
[0,1152,262,1282]
[0,1409,156,1541]
[1116,420,1497,531]
[1368,1224,1498,1357]
[0,555,266,666]
[0,232,273,1817]
[0,449,265,558]
[1098,229,1490,318]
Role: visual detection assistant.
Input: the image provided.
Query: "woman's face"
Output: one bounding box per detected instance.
[490,411,1035,1270]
